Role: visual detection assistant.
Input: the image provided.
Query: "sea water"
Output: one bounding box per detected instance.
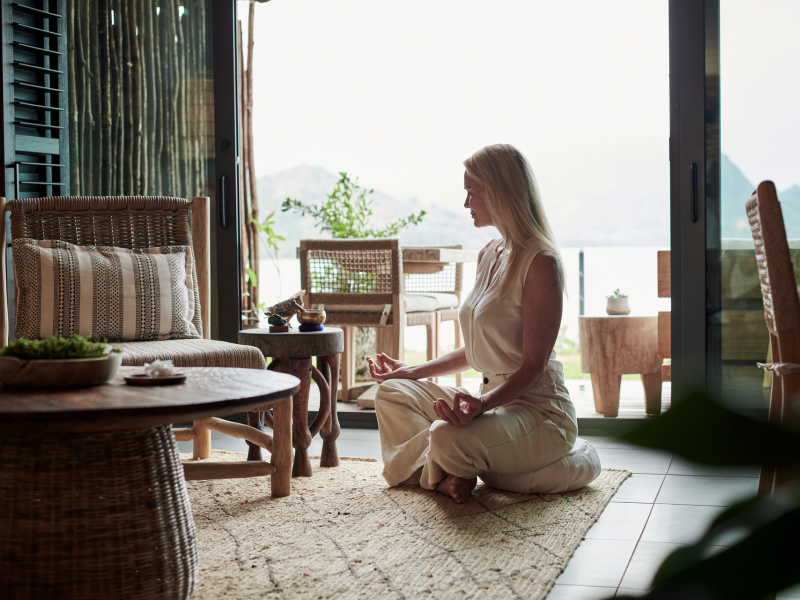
[257,246,671,352]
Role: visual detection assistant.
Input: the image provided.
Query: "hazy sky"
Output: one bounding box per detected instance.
[239,0,799,210]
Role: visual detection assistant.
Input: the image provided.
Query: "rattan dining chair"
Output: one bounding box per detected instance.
[0,196,273,468]
[403,245,465,387]
[299,239,464,401]
[746,181,800,496]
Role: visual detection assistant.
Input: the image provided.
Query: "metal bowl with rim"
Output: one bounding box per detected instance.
[296,309,326,326]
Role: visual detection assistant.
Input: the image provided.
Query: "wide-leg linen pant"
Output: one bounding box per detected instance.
[375,371,578,490]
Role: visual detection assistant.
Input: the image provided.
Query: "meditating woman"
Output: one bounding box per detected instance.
[367,143,579,503]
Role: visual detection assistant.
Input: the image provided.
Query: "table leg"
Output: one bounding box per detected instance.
[253,357,315,477]
[590,374,604,413]
[192,418,211,459]
[641,371,663,415]
[245,409,265,461]
[318,353,341,467]
[271,397,292,497]
[593,371,622,418]
[287,357,313,477]
[0,426,197,599]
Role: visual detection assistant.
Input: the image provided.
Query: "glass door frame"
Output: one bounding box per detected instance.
[211,0,243,343]
[669,0,721,401]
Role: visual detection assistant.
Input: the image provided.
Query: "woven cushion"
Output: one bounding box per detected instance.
[118,339,266,369]
[404,292,459,313]
[479,438,602,494]
[13,239,201,341]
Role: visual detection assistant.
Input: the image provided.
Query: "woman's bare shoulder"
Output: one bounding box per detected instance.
[523,251,559,288]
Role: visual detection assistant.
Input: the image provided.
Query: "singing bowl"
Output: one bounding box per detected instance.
[296,309,326,326]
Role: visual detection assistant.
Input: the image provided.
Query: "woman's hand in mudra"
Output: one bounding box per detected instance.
[367,353,412,382]
[433,392,483,428]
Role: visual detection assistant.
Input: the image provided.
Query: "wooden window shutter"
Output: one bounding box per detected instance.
[1,0,69,201]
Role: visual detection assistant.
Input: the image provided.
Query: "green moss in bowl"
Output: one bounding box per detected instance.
[0,334,122,360]
[0,335,124,388]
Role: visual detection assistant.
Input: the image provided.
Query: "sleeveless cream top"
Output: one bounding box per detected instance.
[459,239,563,375]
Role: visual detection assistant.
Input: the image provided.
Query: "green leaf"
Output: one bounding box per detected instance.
[245,267,258,287]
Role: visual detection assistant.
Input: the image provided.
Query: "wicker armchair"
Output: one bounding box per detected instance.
[746,181,800,495]
[299,239,463,401]
[0,196,266,461]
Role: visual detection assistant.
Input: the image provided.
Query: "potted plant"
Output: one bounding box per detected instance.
[0,334,123,388]
[606,289,631,315]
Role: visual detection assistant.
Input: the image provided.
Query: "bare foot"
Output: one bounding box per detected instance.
[435,474,478,504]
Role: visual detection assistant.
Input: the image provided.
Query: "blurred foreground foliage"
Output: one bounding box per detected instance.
[613,391,800,600]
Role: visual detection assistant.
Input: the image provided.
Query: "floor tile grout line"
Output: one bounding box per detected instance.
[614,453,675,596]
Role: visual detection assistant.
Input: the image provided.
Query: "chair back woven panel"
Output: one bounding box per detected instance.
[8,196,192,249]
[307,249,395,294]
[746,182,800,334]
[300,239,403,306]
[405,262,458,294]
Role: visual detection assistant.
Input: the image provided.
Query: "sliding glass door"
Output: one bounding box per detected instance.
[672,0,800,411]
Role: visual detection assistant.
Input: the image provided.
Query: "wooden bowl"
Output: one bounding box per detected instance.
[297,309,326,326]
[0,352,123,388]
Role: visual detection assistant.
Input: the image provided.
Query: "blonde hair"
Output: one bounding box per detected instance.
[464,143,566,298]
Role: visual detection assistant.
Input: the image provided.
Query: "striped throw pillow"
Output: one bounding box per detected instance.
[13,239,202,342]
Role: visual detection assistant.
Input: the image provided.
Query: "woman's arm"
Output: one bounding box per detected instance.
[433,253,563,426]
[367,346,470,382]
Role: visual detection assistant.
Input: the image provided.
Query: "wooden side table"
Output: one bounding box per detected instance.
[239,328,344,476]
[579,316,662,418]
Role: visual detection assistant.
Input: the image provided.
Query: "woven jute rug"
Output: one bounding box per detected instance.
[185,451,630,600]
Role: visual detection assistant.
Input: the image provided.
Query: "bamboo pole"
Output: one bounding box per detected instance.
[175,0,189,199]
[137,0,148,194]
[78,0,89,195]
[145,0,158,194]
[237,22,248,315]
[67,2,80,195]
[246,2,260,318]
[197,0,208,197]
[153,0,165,194]
[100,0,111,195]
[90,0,101,194]
[130,0,143,195]
[122,0,134,194]
[112,0,124,194]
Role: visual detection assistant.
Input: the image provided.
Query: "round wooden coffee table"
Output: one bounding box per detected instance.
[0,366,299,600]
[239,328,344,477]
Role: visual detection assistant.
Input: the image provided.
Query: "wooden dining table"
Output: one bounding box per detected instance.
[401,246,480,274]
[0,366,299,600]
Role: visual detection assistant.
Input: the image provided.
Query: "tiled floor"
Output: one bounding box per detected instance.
[178,428,799,599]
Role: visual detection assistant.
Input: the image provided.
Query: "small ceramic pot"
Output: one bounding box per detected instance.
[606,297,631,315]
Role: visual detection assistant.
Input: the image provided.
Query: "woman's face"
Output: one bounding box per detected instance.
[464,172,492,228]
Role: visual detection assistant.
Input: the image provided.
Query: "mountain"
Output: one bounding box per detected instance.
[256,165,498,257]
[255,149,799,256]
[720,156,800,238]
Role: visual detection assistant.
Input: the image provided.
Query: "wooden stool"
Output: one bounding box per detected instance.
[238,328,344,476]
[579,316,662,418]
